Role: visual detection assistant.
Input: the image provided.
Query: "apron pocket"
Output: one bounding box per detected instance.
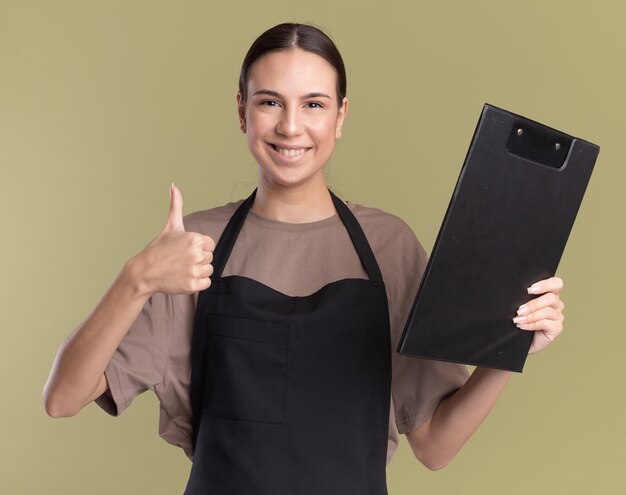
[204,314,288,424]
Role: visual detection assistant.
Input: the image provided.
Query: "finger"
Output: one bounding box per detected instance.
[196,263,214,279]
[190,262,213,280]
[189,276,212,293]
[187,239,213,265]
[513,306,561,325]
[516,318,563,338]
[516,318,561,334]
[202,235,216,252]
[200,251,213,265]
[164,182,185,233]
[527,276,564,295]
[517,292,560,316]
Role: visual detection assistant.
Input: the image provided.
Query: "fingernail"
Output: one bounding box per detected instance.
[527,285,540,293]
[513,316,527,324]
[517,305,530,316]
[516,323,529,330]
[169,182,173,198]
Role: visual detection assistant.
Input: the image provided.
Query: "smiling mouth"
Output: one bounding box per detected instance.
[269,143,310,157]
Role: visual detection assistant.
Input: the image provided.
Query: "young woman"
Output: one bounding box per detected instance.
[43,23,565,494]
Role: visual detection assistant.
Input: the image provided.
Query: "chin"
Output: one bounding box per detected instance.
[257,164,324,190]
[263,174,316,189]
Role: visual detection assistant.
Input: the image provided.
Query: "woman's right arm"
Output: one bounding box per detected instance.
[42,258,153,417]
[43,183,215,417]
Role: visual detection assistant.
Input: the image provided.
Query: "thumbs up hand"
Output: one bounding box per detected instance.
[132,183,216,297]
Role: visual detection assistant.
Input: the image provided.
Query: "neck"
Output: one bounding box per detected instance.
[251,173,336,223]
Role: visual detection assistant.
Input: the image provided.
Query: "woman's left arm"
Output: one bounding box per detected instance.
[406,276,565,470]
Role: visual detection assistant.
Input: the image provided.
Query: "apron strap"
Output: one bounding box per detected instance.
[211,188,384,287]
[329,189,384,287]
[211,189,257,280]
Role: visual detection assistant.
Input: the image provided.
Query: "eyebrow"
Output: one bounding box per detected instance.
[252,89,332,100]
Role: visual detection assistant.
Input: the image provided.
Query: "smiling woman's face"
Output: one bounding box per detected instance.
[237,48,348,190]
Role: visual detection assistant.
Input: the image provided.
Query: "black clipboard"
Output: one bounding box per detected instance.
[396,104,599,372]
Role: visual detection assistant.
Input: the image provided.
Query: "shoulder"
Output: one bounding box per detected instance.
[347,201,423,255]
[181,199,244,239]
[346,200,428,291]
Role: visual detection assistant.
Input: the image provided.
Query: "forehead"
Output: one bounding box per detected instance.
[247,48,338,97]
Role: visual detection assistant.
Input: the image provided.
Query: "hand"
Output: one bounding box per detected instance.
[512,277,565,355]
[133,183,215,296]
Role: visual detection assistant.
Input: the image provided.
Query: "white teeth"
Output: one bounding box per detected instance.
[274,146,307,156]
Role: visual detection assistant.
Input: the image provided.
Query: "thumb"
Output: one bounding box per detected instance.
[164,182,185,233]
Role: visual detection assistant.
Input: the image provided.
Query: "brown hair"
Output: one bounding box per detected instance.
[238,23,347,107]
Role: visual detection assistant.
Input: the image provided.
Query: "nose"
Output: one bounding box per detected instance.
[276,106,303,137]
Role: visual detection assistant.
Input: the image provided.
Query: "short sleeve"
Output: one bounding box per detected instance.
[94,291,173,416]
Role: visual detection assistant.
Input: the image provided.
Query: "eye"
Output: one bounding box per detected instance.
[305,101,324,109]
[260,99,281,107]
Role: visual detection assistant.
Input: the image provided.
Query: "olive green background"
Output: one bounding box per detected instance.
[1,1,624,493]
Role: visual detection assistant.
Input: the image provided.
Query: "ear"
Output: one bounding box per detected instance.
[335,97,348,139]
[236,90,246,133]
